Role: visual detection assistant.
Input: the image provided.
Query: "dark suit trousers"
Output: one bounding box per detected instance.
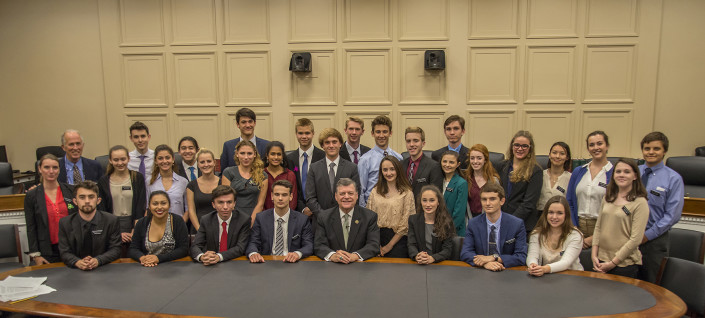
[380,228,408,258]
[638,232,669,283]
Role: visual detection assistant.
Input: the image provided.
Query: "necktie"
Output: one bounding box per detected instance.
[72,165,82,184]
[274,218,285,256]
[329,162,336,194]
[139,155,146,177]
[301,152,309,199]
[189,167,197,181]
[219,221,228,252]
[343,214,351,248]
[642,167,652,188]
[81,223,93,258]
[353,150,359,164]
[383,150,388,157]
[489,225,498,255]
[408,161,416,184]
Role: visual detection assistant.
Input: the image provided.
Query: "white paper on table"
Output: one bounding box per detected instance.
[0,285,55,302]
[0,276,46,289]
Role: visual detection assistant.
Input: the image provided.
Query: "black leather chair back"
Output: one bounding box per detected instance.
[535,155,549,170]
[95,155,109,176]
[669,228,705,264]
[579,249,593,272]
[666,156,705,198]
[400,150,433,160]
[657,257,705,316]
[0,224,22,261]
[695,146,705,157]
[488,152,505,173]
[450,236,464,261]
[0,162,13,195]
[36,146,64,161]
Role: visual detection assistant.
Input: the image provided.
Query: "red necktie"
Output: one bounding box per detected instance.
[219,221,228,252]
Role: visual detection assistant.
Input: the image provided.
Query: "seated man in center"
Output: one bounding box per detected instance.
[314,178,380,263]
[247,180,313,263]
[190,185,251,265]
[461,182,527,271]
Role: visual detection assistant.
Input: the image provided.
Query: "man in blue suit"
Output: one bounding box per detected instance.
[220,108,270,171]
[461,182,527,271]
[58,129,103,184]
[247,180,313,263]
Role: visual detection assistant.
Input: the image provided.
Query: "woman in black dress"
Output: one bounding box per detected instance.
[186,149,219,231]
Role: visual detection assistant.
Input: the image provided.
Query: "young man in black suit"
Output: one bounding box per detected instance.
[58,129,103,184]
[247,180,313,263]
[58,181,121,270]
[286,118,325,216]
[432,115,469,170]
[402,127,443,199]
[339,117,370,164]
[190,185,251,265]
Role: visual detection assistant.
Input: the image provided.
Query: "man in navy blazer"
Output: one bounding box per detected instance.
[461,182,527,271]
[58,130,103,184]
[247,180,313,263]
[220,108,270,171]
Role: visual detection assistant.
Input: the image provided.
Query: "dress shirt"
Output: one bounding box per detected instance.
[146,173,189,216]
[345,142,361,160]
[325,156,340,176]
[486,213,502,255]
[128,149,154,177]
[197,213,232,262]
[447,143,463,153]
[639,162,685,241]
[324,209,363,262]
[298,147,314,175]
[537,170,571,210]
[181,161,198,182]
[357,146,403,207]
[576,161,613,219]
[64,155,84,184]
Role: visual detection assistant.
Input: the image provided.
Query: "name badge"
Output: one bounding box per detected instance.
[622,206,631,216]
[165,242,175,248]
[91,230,103,235]
[556,186,566,194]
[650,190,661,197]
[417,178,427,183]
[446,187,453,192]
[656,186,666,192]
[505,238,516,244]
[598,182,608,189]
[122,186,132,191]
[292,234,300,240]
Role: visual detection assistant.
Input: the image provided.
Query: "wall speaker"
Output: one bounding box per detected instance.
[289,52,312,72]
[424,50,445,70]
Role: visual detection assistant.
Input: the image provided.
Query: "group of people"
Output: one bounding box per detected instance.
[23,108,684,284]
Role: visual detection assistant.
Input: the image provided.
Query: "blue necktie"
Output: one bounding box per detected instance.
[642,167,652,188]
[301,152,309,199]
[189,167,197,181]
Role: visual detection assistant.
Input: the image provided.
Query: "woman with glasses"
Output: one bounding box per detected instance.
[498,131,543,233]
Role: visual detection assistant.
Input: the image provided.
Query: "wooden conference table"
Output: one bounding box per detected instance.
[0,256,686,318]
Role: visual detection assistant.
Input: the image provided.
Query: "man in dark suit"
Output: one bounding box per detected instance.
[401,127,443,198]
[58,130,103,184]
[461,183,527,271]
[190,185,251,265]
[176,136,202,181]
[58,181,121,270]
[431,115,469,170]
[339,117,370,164]
[247,180,313,263]
[220,108,270,171]
[314,178,380,263]
[286,118,325,215]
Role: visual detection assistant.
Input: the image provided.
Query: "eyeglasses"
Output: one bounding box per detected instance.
[512,143,530,150]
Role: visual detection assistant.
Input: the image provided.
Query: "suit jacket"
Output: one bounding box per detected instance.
[220,137,270,171]
[97,172,147,226]
[58,211,122,267]
[190,210,251,262]
[432,145,469,170]
[460,212,527,268]
[245,209,313,257]
[498,161,543,232]
[286,147,325,211]
[401,155,444,199]
[175,155,202,181]
[305,157,360,215]
[24,183,77,258]
[128,213,190,263]
[339,142,371,164]
[58,157,103,183]
[443,173,468,236]
[407,213,453,263]
[314,206,380,261]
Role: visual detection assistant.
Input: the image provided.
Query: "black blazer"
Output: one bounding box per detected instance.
[432,145,469,170]
[286,147,326,211]
[129,213,189,263]
[175,156,203,181]
[339,142,371,163]
[24,183,77,258]
[246,209,313,257]
[498,161,543,232]
[97,172,147,227]
[305,157,360,215]
[407,213,453,262]
[314,206,380,261]
[58,211,122,267]
[401,155,444,199]
[190,210,251,262]
[58,157,103,183]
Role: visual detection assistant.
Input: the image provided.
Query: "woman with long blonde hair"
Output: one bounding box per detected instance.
[221,140,268,223]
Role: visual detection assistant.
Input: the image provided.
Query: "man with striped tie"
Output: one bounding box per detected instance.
[190,186,251,265]
[247,180,313,263]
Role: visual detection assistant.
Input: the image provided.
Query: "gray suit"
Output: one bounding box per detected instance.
[305,157,360,216]
[190,210,251,262]
[401,155,444,199]
[314,206,380,261]
[58,211,122,268]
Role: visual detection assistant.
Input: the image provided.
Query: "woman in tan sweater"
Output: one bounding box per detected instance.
[591,158,649,278]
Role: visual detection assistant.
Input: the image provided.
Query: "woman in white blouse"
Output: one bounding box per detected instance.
[527,195,583,276]
[537,142,572,210]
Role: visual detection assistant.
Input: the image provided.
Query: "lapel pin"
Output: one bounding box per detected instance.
[355,220,359,224]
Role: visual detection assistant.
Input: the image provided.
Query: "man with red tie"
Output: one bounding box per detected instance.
[190,185,250,265]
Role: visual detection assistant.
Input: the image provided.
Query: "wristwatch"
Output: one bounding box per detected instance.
[492,254,499,262]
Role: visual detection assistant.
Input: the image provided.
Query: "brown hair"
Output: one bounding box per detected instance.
[586,130,610,148]
[211,185,236,202]
[73,180,100,196]
[404,126,425,142]
[464,144,499,182]
[235,108,256,122]
[375,156,412,196]
[605,158,647,203]
[345,117,365,130]
[640,131,669,152]
[480,182,505,200]
[129,121,149,135]
[546,142,572,172]
[233,140,266,188]
[444,115,465,130]
[505,130,539,183]
[107,145,139,179]
[416,185,455,241]
[272,180,293,194]
[441,150,465,179]
[531,196,581,249]
[371,115,393,132]
[318,128,344,147]
[37,154,60,183]
[150,144,178,185]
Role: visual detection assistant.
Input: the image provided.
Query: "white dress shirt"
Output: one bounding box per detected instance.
[298,147,314,174]
[325,156,340,176]
[576,161,613,219]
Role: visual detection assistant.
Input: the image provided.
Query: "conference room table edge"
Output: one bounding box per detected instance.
[0,256,686,318]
